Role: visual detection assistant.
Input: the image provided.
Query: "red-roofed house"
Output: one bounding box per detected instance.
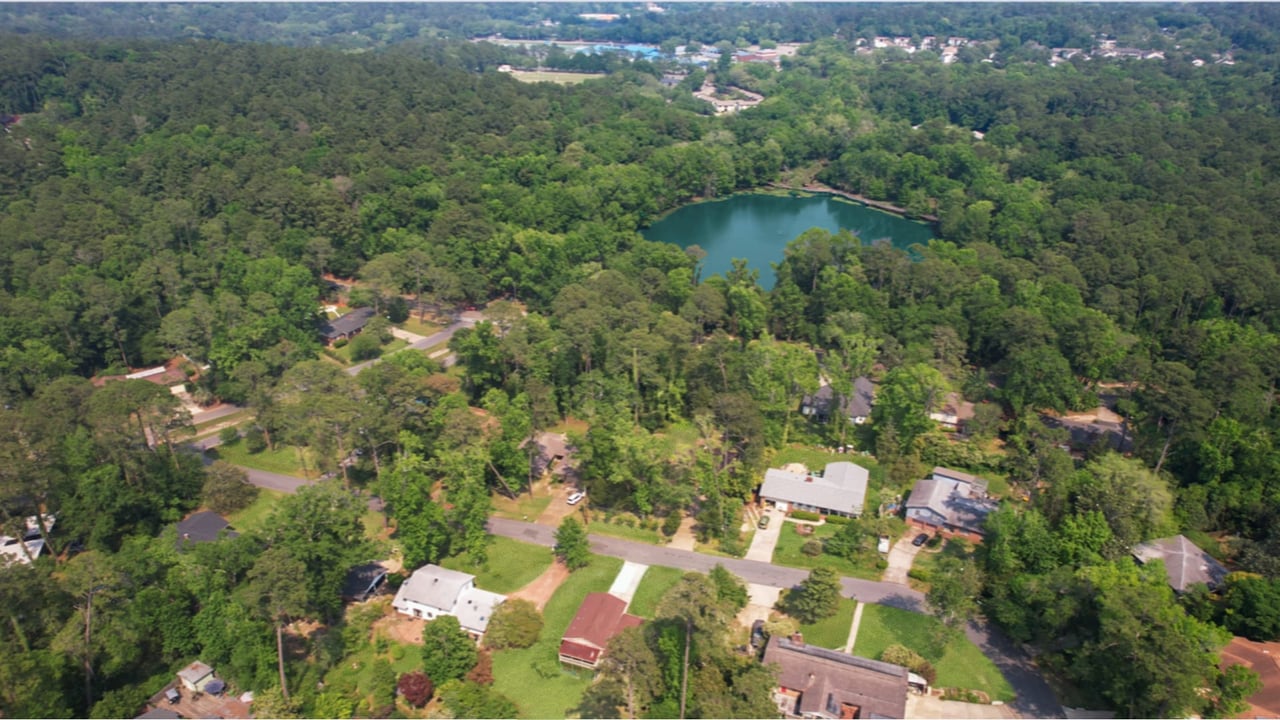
[558,592,643,670]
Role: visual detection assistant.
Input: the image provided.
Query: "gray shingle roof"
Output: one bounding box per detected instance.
[454,587,506,634]
[394,565,474,612]
[905,471,997,535]
[320,307,376,340]
[1132,535,1228,592]
[760,461,868,516]
[175,511,237,547]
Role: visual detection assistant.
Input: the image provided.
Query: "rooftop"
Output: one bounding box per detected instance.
[394,564,475,612]
[760,461,869,516]
[1132,535,1227,592]
[175,511,237,547]
[763,635,909,719]
[560,592,643,666]
[320,306,376,340]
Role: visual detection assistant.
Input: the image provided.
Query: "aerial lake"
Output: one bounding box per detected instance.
[641,192,935,289]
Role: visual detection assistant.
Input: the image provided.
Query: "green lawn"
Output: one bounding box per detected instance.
[398,316,443,337]
[627,565,686,618]
[491,555,623,718]
[326,337,409,364]
[226,488,285,534]
[587,518,664,545]
[491,491,553,521]
[771,446,883,482]
[797,597,857,649]
[440,536,554,594]
[772,522,883,580]
[209,442,314,478]
[852,604,1014,701]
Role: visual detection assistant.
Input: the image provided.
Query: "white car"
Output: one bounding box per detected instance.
[566,491,586,506]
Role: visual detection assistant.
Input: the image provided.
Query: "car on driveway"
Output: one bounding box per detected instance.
[757,515,770,530]
[912,533,930,547]
[566,491,586,505]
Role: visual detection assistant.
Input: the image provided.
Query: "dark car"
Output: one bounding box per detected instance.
[750,619,766,648]
[912,533,930,547]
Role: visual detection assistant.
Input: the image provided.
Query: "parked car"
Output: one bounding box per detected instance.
[750,619,766,648]
[911,533,930,547]
[757,515,771,530]
[566,491,586,505]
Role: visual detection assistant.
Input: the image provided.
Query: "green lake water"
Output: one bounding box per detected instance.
[641,192,935,289]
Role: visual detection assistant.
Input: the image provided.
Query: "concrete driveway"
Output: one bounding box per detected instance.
[907,692,1016,719]
[744,509,781,562]
[610,561,649,607]
[883,536,925,585]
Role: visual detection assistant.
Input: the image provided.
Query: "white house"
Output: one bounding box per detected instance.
[759,461,869,518]
[0,514,55,566]
[392,565,506,638]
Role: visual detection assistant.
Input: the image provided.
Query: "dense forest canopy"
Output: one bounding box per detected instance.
[3,3,1280,718]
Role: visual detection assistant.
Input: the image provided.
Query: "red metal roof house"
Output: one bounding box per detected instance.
[558,592,643,670]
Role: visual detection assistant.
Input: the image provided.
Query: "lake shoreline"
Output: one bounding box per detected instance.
[767,182,941,224]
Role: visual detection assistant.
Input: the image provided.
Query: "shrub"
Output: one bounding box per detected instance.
[466,650,494,686]
[201,461,259,514]
[348,333,383,361]
[801,539,824,557]
[907,567,932,582]
[791,510,822,522]
[243,426,267,453]
[397,672,433,708]
[662,512,683,537]
[875,557,888,570]
[824,515,851,525]
[333,338,349,348]
[880,644,938,685]
[720,533,746,557]
[484,598,543,650]
[218,426,241,445]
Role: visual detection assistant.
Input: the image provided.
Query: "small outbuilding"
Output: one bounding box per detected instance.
[177,661,215,692]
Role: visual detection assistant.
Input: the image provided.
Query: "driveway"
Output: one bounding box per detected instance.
[744,508,782,562]
[345,311,481,376]
[609,561,649,607]
[883,536,925,585]
[907,692,1017,719]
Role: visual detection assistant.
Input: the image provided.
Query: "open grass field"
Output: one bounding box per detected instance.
[797,597,857,649]
[772,522,883,580]
[490,491,553,522]
[588,518,665,545]
[440,536,554,594]
[209,441,315,477]
[397,317,443,337]
[491,555,623,718]
[852,604,1014,701]
[771,445,885,485]
[226,488,285,533]
[626,565,685,618]
[326,337,409,364]
[508,69,605,84]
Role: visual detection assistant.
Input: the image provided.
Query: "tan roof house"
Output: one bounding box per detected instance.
[763,634,910,719]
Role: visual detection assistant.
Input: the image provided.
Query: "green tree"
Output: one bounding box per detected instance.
[200,460,259,514]
[598,625,662,719]
[872,363,948,447]
[420,615,478,684]
[484,598,543,650]
[785,567,843,624]
[926,555,983,630]
[245,546,309,700]
[554,517,591,571]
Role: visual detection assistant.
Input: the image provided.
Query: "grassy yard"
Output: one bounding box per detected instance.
[627,565,686,618]
[852,604,1014,702]
[189,409,253,436]
[209,441,315,478]
[771,445,885,486]
[797,597,857,649]
[226,488,285,534]
[586,518,664,545]
[440,536,554,594]
[398,317,443,337]
[491,555,623,718]
[772,522,883,580]
[490,491,553,521]
[326,337,409,365]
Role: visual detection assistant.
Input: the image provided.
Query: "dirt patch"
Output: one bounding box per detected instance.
[781,462,808,474]
[373,612,426,646]
[668,513,698,551]
[536,484,586,525]
[506,560,571,611]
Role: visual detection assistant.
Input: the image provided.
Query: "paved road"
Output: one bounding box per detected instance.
[487,517,1063,718]
[345,312,481,376]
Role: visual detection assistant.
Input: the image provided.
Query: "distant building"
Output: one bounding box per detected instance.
[763,634,914,719]
[175,511,237,549]
[1132,535,1228,593]
[760,461,869,518]
[342,562,389,603]
[177,661,216,693]
[0,514,55,566]
[929,392,974,433]
[558,592,643,669]
[905,467,997,541]
[802,376,874,425]
[392,564,506,639]
[319,307,376,346]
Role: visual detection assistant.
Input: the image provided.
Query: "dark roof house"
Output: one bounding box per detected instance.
[763,634,909,719]
[342,562,389,602]
[320,307,376,344]
[802,377,875,424]
[1132,535,1228,592]
[559,592,644,669]
[175,511,237,549]
[905,468,997,539]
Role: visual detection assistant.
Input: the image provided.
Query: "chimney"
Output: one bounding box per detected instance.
[805,476,814,483]
[791,632,804,647]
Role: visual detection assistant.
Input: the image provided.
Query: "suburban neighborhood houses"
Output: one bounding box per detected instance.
[760,461,870,518]
[905,468,999,541]
[558,592,644,670]
[764,633,915,719]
